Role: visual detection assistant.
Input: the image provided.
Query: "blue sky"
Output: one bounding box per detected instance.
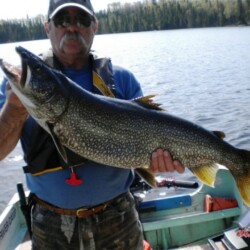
[0,0,140,19]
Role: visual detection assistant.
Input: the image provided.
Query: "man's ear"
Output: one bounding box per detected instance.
[44,22,50,37]
[93,20,98,33]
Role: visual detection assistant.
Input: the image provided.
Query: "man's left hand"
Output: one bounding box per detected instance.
[150,148,185,173]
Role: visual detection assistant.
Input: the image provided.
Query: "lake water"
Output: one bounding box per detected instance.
[0,27,250,213]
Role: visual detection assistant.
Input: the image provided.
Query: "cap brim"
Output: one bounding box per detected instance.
[49,3,94,20]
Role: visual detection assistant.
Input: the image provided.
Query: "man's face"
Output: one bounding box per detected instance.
[45,7,98,62]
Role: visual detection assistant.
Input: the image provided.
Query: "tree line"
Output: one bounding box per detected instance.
[98,0,250,33]
[0,15,47,43]
[0,0,249,43]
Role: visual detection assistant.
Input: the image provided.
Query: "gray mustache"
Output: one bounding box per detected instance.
[60,32,86,46]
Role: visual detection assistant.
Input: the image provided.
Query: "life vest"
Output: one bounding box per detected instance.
[23,49,115,175]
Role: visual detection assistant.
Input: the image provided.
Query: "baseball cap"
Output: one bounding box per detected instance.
[48,0,95,20]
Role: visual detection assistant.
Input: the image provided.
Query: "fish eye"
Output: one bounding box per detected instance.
[33,65,41,73]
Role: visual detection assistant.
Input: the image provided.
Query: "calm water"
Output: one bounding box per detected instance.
[0,27,250,213]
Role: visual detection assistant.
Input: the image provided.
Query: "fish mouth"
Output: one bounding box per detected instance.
[0,47,29,89]
[15,46,29,88]
[19,57,28,88]
[0,58,22,85]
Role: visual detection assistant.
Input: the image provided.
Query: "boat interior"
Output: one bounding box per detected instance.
[0,167,250,250]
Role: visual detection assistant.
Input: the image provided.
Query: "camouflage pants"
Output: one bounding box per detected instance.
[31,192,143,250]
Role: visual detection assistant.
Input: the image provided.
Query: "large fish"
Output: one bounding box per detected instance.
[1,46,250,206]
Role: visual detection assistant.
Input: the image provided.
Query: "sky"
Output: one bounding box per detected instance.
[0,0,140,20]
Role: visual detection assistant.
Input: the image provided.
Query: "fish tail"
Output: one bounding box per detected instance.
[135,168,156,187]
[234,150,250,207]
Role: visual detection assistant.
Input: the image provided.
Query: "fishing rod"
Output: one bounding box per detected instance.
[131,175,199,193]
[157,179,199,189]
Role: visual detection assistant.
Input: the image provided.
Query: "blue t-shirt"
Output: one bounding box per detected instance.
[0,63,143,209]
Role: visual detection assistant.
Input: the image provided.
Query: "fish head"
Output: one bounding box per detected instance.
[1,46,69,124]
[15,46,59,104]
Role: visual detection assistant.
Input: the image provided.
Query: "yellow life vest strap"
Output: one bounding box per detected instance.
[92,71,115,98]
[31,166,63,176]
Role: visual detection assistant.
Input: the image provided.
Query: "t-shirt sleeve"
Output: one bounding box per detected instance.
[0,77,7,109]
[112,65,143,100]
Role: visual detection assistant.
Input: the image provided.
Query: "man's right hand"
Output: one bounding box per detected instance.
[0,82,28,160]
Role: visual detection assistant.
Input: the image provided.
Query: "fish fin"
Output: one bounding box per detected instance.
[235,176,250,207]
[190,164,219,187]
[135,168,157,187]
[212,131,226,139]
[133,95,164,111]
[234,150,250,207]
[46,122,68,164]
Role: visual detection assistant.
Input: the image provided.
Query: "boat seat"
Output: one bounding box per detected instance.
[139,194,192,211]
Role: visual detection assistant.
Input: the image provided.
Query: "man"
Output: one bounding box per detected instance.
[0,0,184,249]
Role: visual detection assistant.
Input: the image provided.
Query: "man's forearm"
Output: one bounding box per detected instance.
[0,101,28,160]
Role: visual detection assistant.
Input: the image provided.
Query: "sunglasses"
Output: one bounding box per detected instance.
[52,13,94,29]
